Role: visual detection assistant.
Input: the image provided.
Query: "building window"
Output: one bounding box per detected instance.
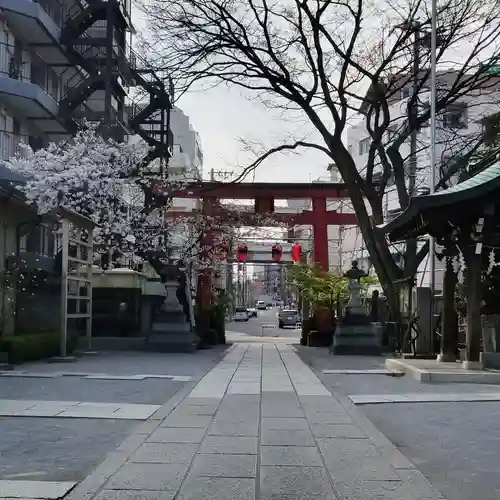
[358,137,370,155]
[443,103,467,129]
[401,87,413,99]
[13,117,20,136]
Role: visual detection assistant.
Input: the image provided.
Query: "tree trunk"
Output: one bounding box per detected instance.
[333,154,402,317]
[440,258,458,361]
[466,251,482,362]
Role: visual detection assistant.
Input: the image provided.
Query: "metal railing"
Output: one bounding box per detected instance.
[0,131,30,161]
[0,43,29,81]
[36,0,64,28]
[19,223,60,258]
[0,42,63,101]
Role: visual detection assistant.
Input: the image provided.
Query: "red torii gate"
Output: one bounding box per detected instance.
[164,181,356,270]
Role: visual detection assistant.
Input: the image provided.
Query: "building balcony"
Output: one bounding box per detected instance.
[5,222,60,274]
[0,0,70,66]
[0,42,75,136]
[0,131,45,162]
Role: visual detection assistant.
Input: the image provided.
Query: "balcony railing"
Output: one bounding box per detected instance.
[0,43,62,102]
[36,0,64,28]
[19,223,60,259]
[0,131,30,161]
[0,44,29,81]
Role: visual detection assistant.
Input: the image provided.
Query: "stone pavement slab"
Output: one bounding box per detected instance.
[349,391,500,405]
[0,480,76,499]
[0,399,161,419]
[71,343,447,500]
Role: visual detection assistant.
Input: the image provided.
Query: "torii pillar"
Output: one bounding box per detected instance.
[312,197,329,271]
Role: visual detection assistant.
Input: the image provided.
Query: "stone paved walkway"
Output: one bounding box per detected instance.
[75,344,447,500]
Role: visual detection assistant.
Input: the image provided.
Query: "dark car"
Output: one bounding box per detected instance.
[278,309,301,328]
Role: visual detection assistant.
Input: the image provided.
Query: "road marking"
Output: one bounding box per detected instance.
[0,399,161,419]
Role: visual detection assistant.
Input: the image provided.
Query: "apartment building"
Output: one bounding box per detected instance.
[342,76,500,290]
[0,0,173,321]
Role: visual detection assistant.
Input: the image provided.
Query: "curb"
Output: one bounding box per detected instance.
[385,358,500,384]
[64,349,229,500]
[385,358,430,382]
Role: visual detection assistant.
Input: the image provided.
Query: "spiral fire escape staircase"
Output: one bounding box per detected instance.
[58,0,173,170]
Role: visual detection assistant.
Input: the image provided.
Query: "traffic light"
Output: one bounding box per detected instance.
[271,244,283,262]
[291,243,302,262]
[236,243,248,262]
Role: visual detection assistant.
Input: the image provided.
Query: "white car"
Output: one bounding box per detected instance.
[234,307,249,321]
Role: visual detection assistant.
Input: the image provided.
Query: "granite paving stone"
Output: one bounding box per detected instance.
[261,429,315,446]
[170,405,218,416]
[175,477,255,500]
[160,415,213,428]
[93,491,176,500]
[260,466,335,498]
[190,453,257,477]
[208,421,259,436]
[261,446,323,467]
[129,443,199,464]
[305,411,354,424]
[261,406,305,418]
[105,463,189,491]
[199,436,258,454]
[310,423,367,439]
[261,417,310,431]
[333,478,446,500]
[146,427,206,444]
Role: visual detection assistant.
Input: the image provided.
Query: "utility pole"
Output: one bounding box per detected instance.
[210,169,234,181]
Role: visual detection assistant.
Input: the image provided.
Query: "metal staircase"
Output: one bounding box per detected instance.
[57,0,172,168]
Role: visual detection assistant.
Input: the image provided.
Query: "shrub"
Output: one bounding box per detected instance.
[0,331,78,364]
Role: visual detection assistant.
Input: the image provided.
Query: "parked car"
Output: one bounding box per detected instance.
[247,307,258,318]
[234,306,250,321]
[256,300,267,310]
[278,309,301,328]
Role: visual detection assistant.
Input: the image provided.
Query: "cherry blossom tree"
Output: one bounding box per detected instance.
[5,126,186,273]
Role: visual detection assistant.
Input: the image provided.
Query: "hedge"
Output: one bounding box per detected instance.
[0,332,78,364]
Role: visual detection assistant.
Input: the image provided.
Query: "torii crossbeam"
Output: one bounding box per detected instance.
[162,181,356,270]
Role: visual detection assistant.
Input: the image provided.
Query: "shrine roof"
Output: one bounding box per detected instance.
[378,161,500,242]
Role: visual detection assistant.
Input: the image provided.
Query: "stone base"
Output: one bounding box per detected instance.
[331,323,382,355]
[480,352,500,370]
[436,352,457,363]
[145,332,199,353]
[462,360,483,370]
[47,356,78,363]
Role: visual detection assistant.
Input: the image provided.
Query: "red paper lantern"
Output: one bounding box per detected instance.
[291,243,302,262]
[271,244,283,262]
[236,243,248,262]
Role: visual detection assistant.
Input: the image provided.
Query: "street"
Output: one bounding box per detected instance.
[0,349,225,493]
[226,307,302,342]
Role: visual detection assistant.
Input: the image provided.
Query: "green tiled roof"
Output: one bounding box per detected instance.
[378,160,500,240]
